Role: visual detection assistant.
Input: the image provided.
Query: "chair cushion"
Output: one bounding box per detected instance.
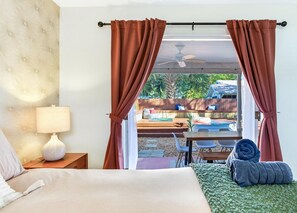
[196,141,217,149]
[180,145,197,152]
[218,140,236,148]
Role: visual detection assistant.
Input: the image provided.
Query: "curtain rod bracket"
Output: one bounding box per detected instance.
[192,22,195,31]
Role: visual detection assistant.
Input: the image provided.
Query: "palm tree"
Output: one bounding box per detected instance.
[164,74,178,98]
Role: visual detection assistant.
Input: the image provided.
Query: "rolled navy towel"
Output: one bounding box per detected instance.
[230,160,293,187]
[226,139,260,167]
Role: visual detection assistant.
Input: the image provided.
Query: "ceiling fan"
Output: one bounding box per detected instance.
[157,44,205,68]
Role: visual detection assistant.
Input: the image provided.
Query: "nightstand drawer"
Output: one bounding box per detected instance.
[67,155,87,169]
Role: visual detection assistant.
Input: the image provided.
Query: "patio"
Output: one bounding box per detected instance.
[136,98,238,169]
[136,117,240,168]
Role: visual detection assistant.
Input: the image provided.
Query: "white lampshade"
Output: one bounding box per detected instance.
[36,106,70,161]
[36,106,70,133]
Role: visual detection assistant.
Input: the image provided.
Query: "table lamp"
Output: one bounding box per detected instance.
[36,106,70,161]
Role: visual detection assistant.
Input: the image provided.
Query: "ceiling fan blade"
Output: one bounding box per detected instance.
[157,61,175,66]
[177,60,186,68]
[183,54,196,60]
[186,58,206,64]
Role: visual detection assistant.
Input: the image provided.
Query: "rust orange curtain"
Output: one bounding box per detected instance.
[227,20,282,161]
[104,19,166,169]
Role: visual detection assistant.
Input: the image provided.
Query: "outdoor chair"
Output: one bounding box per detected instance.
[218,128,236,151]
[172,133,196,167]
[193,128,217,162]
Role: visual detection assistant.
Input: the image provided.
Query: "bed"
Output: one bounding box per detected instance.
[1,129,297,212]
[4,165,297,213]
[0,128,210,212]
[3,168,211,213]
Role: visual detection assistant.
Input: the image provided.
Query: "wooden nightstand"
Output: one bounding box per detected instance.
[23,153,88,169]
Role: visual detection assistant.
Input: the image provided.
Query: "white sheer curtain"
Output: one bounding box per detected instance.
[122,106,138,169]
[242,76,258,142]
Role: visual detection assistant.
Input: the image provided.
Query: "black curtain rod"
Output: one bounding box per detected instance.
[98,21,287,28]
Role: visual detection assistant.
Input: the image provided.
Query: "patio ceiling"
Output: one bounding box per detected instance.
[153,37,241,74]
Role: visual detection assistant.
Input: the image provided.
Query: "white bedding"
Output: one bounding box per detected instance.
[3,167,211,213]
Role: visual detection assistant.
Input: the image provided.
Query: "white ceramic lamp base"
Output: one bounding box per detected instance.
[42,133,66,161]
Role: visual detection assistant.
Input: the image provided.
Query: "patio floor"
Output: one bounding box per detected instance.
[138,137,204,158]
[137,157,178,169]
[137,136,229,169]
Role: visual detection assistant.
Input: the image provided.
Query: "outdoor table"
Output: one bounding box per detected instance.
[183,130,242,166]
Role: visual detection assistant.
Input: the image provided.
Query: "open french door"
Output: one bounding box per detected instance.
[242,76,259,142]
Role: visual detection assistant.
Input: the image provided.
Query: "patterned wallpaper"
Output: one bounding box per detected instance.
[0,0,60,163]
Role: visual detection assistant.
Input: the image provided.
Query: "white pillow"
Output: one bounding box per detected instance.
[0,129,25,180]
[0,174,22,208]
[0,174,45,209]
[143,108,154,119]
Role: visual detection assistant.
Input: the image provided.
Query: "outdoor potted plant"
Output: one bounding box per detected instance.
[186,113,194,132]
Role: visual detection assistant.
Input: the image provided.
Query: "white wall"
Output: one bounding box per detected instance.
[60,4,297,176]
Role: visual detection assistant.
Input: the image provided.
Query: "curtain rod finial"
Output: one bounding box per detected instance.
[281,21,287,27]
[98,21,104,27]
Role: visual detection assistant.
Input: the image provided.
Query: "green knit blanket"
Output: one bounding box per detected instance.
[191,163,297,213]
